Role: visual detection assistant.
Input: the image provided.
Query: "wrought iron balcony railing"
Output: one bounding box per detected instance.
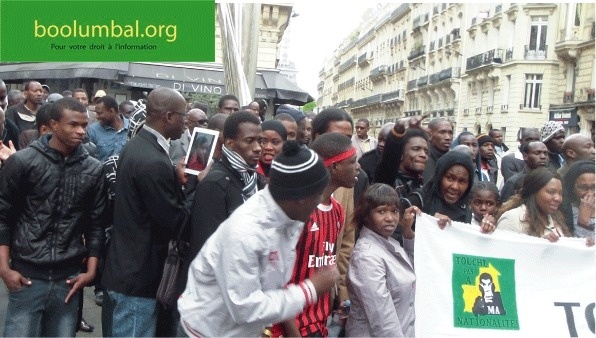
[524,45,547,60]
[466,48,504,71]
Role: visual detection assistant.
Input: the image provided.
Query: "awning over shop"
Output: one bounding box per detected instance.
[257,71,314,106]
[0,62,315,105]
[126,63,313,105]
[127,63,225,86]
[0,62,128,81]
[123,63,227,96]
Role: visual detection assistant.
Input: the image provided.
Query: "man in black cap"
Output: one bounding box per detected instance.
[274,112,298,140]
[179,140,338,337]
[277,105,309,146]
[476,134,499,183]
[41,85,50,103]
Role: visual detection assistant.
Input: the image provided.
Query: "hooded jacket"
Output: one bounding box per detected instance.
[0,134,107,280]
[408,151,474,223]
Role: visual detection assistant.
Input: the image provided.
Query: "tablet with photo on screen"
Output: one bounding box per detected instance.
[184,127,219,176]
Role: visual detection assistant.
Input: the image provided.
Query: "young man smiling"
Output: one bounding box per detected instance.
[87,95,129,162]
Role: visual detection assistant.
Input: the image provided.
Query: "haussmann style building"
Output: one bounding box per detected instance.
[316,3,595,145]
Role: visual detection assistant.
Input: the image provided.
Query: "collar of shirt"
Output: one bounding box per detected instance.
[143,124,171,155]
[356,136,373,144]
[100,115,130,133]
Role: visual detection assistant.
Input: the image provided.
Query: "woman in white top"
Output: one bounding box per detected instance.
[496,167,570,240]
[346,184,420,337]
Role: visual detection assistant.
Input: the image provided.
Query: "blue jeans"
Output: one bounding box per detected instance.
[106,290,158,337]
[3,277,80,337]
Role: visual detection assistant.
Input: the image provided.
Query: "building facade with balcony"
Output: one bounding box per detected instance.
[458,3,568,140]
[405,3,464,123]
[317,3,595,144]
[317,3,410,130]
[551,3,595,134]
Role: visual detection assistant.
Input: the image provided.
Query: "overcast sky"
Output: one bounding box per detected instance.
[287,2,381,99]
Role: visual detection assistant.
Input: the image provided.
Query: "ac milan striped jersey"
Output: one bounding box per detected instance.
[285,197,345,337]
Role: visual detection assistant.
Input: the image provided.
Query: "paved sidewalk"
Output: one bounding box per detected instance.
[0,286,342,337]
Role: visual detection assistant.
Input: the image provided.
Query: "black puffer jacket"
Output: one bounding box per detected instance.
[0,134,107,280]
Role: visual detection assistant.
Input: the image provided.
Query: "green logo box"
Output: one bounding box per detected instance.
[0,0,215,62]
[451,253,520,330]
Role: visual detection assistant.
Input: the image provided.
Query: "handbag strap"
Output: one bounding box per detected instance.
[174,211,191,242]
[169,211,191,258]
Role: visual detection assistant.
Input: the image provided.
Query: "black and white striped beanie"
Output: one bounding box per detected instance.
[269,140,329,200]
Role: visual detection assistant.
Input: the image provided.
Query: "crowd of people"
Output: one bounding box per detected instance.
[0,79,594,337]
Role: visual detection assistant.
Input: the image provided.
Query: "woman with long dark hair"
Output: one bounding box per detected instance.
[495,167,570,240]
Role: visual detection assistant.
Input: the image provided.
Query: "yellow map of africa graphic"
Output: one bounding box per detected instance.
[461,263,502,312]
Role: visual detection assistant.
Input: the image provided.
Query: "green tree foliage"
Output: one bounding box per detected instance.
[189,93,221,117]
[302,101,316,112]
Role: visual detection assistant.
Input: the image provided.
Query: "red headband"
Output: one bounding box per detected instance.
[324,147,357,167]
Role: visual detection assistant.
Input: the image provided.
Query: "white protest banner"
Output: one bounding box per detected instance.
[415,213,595,337]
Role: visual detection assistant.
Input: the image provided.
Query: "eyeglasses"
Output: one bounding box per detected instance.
[188,118,208,125]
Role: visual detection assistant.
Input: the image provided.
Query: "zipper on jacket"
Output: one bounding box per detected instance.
[51,159,67,266]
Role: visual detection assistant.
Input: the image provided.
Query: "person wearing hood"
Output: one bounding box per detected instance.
[408,150,475,223]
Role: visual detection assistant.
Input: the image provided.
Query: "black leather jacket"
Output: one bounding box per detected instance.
[0,135,107,280]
